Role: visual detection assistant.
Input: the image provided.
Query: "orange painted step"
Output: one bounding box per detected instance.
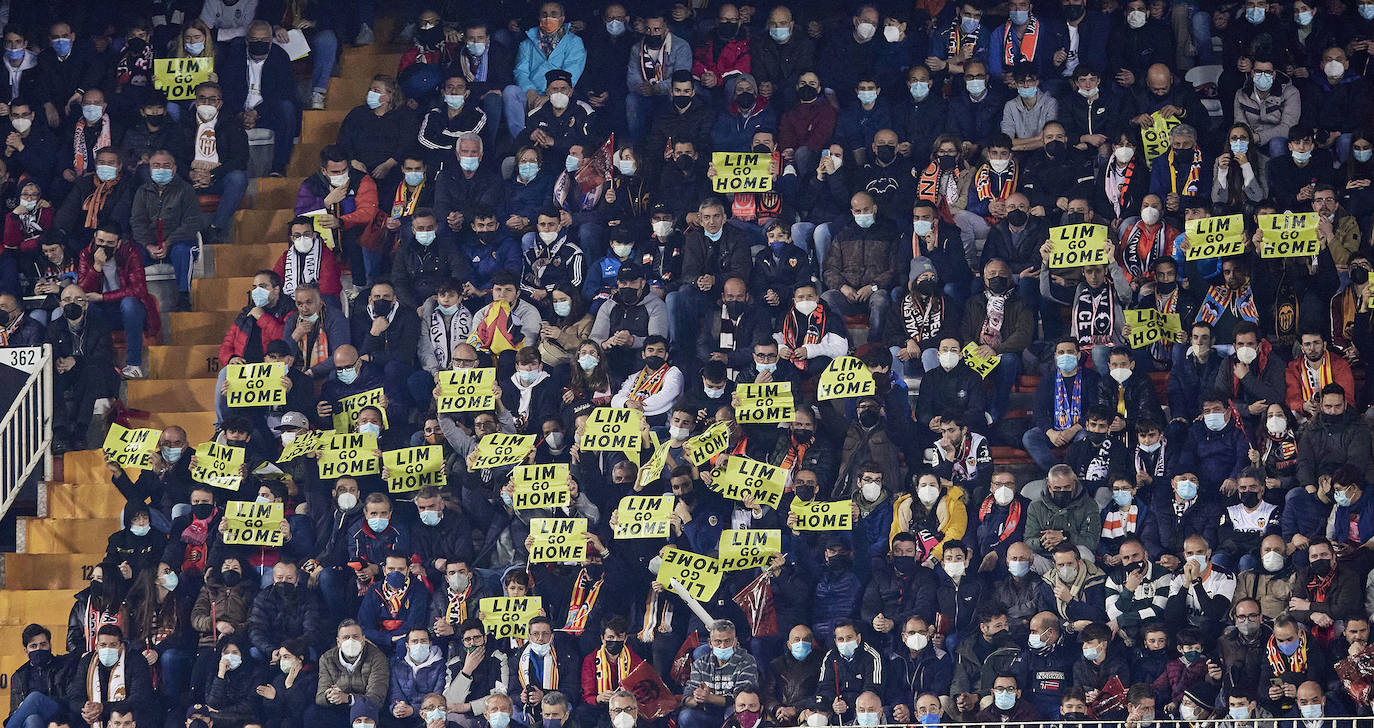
[146,411,217,443]
[147,344,224,380]
[47,482,126,520]
[21,518,119,553]
[127,378,218,412]
[254,176,306,209]
[192,276,257,311]
[167,310,239,346]
[212,243,288,278]
[235,208,296,243]
[2,553,105,590]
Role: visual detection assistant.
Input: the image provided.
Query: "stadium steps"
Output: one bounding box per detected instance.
[1,23,405,705]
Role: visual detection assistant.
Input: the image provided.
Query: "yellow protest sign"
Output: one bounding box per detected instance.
[960,342,1000,379]
[332,387,387,432]
[580,407,643,452]
[511,464,571,509]
[224,362,287,408]
[711,151,772,193]
[153,57,214,101]
[1048,223,1110,268]
[1124,309,1184,349]
[529,518,588,563]
[637,436,670,488]
[303,210,337,252]
[817,355,876,400]
[684,421,731,466]
[191,441,245,490]
[317,433,380,479]
[613,495,674,539]
[718,529,781,571]
[102,424,162,469]
[479,596,543,640]
[472,433,535,469]
[382,446,446,493]
[656,547,722,601]
[710,456,786,509]
[1259,213,1320,258]
[1185,215,1247,261]
[1141,112,1181,169]
[789,500,854,531]
[735,382,794,424]
[278,429,326,461]
[221,501,285,546]
[437,368,496,413]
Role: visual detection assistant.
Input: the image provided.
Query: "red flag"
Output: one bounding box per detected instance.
[576,133,614,194]
[670,631,700,686]
[732,572,778,637]
[622,659,683,719]
[1088,676,1127,717]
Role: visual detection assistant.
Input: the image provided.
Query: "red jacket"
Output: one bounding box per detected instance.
[691,37,751,79]
[75,241,162,337]
[778,101,837,152]
[218,307,287,364]
[579,648,643,706]
[272,244,344,297]
[1284,352,1355,412]
[3,206,54,254]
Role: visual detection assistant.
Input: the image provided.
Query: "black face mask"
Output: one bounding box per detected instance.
[915,279,939,297]
[986,275,1011,294]
[674,154,695,172]
[585,563,605,580]
[64,302,84,320]
[672,94,693,110]
[1061,712,1087,722]
[221,569,243,587]
[247,40,272,57]
[615,287,640,305]
[642,355,666,371]
[644,34,665,49]
[191,503,214,519]
[475,231,496,245]
[1045,140,1067,158]
[937,154,957,170]
[275,582,296,597]
[1309,558,1332,576]
[875,144,897,164]
[717,21,739,38]
[736,92,756,110]
[604,640,625,655]
[372,299,393,317]
[794,485,816,501]
[792,429,814,444]
[826,554,852,572]
[797,85,819,102]
[858,409,880,428]
[1154,280,1177,294]
[126,37,147,55]
[892,555,917,573]
[27,648,52,667]
[725,299,745,318]
[1049,490,1074,506]
[1084,430,1107,445]
[416,26,444,48]
[1064,4,1087,20]
[89,579,103,596]
[1352,266,1370,284]
[1006,209,1029,227]
[751,143,771,154]
[1239,492,1260,508]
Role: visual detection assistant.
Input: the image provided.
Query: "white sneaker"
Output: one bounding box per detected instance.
[121,365,146,380]
[355,23,374,45]
[310,91,326,110]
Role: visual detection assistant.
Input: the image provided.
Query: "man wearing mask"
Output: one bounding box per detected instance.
[176,81,248,246]
[503,2,586,139]
[694,275,768,379]
[4,100,60,192]
[949,606,1019,721]
[751,223,811,322]
[428,560,490,654]
[610,335,682,423]
[816,620,882,723]
[1016,611,1078,717]
[274,218,344,304]
[982,193,1046,309]
[1105,539,1172,643]
[1256,617,1328,717]
[48,283,117,451]
[754,6,815,112]
[763,625,820,724]
[220,20,301,168]
[315,345,406,436]
[433,134,503,230]
[672,198,752,359]
[1216,597,1273,690]
[1285,331,1355,419]
[1037,545,1108,623]
[834,80,894,158]
[592,264,668,378]
[8,625,71,728]
[357,553,430,654]
[1295,384,1374,492]
[1128,65,1208,134]
[960,258,1032,419]
[778,72,836,184]
[1025,465,1101,563]
[408,486,473,585]
[820,192,900,340]
[884,615,953,719]
[624,13,693,141]
[65,625,152,725]
[1023,339,1100,471]
[578,618,644,726]
[1020,123,1091,219]
[1167,322,1221,429]
[284,283,351,379]
[392,208,472,309]
[520,70,592,161]
[1287,538,1359,643]
[692,4,752,94]
[888,260,959,384]
[512,618,576,723]
[0,292,44,346]
[823,5,883,102]
[108,426,193,532]
[1177,393,1250,495]
[863,534,939,650]
[313,620,389,723]
[914,337,986,430]
[645,71,714,176]
[212,270,294,425]
[293,145,380,287]
[1267,126,1336,211]
[1164,535,1236,645]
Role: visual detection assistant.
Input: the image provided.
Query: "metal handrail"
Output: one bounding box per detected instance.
[0,345,53,519]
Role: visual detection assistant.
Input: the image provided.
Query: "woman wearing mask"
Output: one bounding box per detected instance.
[1339,135,1374,228]
[125,562,196,706]
[257,638,318,728]
[166,21,218,122]
[1250,402,1299,492]
[3,180,53,256]
[190,557,256,701]
[67,563,130,653]
[1092,132,1150,236]
[563,339,613,420]
[890,473,968,561]
[337,74,419,194]
[606,146,653,230]
[205,634,265,725]
[1211,123,1267,211]
[105,504,166,579]
[504,145,556,237]
[540,282,595,371]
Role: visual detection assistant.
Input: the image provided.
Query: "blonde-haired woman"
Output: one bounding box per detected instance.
[165,21,217,123]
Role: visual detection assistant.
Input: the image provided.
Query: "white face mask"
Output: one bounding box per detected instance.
[795,300,818,316]
[293,236,314,254]
[807,713,829,727]
[196,104,218,121]
[1110,367,1132,383]
[1140,206,1161,225]
[1235,346,1258,364]
[669,425,691,441]
[944,560,966,577]
[1126,9,1147,27]
[652,220,674,238]
[328,173,350,187]
[612,712,637,728]
[539,230,559,244]
[1261,550,1285,571]
[904,632,929,651]
[1266,416,1287,435]
[337,492,359,510]
[1114,146,1135,164]
[993,485,1015,506]
[339,638,363,659]
[549,92,570,109]
[856,21,877,39]
[918,484,941,506]
[883,25,901,42]
[989,158,1010,173]
[10,117,30,134]
[861,481,882,501]
[937,351,960,370]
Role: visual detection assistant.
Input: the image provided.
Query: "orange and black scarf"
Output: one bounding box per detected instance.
[1002,16,1039,66]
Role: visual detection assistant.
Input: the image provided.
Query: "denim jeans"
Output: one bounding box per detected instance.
[92,297,147,366]
[258,97,300,173]
[502,84,532,138]
[821,288,891,340]
[1022,426,1081,471]
[203,169,250,230]
[9,691,59,728]
[988,352,1022,419]
[480,91,504,150]
[140,239,194,293]
[310,29,339,92]
[625,92,662,143]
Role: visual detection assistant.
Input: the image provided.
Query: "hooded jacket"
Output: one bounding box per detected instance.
[1023,485,1101,557]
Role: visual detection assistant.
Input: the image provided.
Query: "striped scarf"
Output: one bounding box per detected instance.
[977,497,1022,543]
[1265,631,1308,675]
[517,645,559,690]
[1167,147,1202,196]
[639,590,675,643]
[1072,284,1116,349]
[1002,16,1039,66]
[1298,355,1335,403]
[1196,284,1258,326]
[390,179,424,219]
[782,306,825,370]
[1054,373,1082,429]
[594,645,632,692]
[561,569,603,635]
[1101,505,1138,539]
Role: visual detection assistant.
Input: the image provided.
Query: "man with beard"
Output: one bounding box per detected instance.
[949,604,1019,721]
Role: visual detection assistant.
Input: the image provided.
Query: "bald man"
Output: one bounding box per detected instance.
[821,191,901,339]
[48,283,118,452]
[1129,64,1207,130]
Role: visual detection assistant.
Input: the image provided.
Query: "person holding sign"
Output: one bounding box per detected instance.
[960,259,1033,418]
[1147,124,1210,214]
[316,346,403,442]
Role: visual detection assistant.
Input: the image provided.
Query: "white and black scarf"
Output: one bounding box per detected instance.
[281,243,321,297]
[429,307,472,368]
[901,293,945,342]
[1072,284,1115,348]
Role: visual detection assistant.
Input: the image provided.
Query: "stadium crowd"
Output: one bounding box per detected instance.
[2,0,1374,727]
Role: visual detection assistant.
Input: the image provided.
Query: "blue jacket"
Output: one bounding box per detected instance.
[812,569,862,644]
[387,650,447,709]
[456,231,523,292]
[884,649,954,709]
[1280,488,1329,543]
[501,171,557,224]
[834,100,898,152]
[1167,348,1224,421]
[358,578,430,652]
[987,17,1059,80]
[711,105,780,153]
[1177,420,1249,493]
[1012,639,1078,718]
[514,26,586,93]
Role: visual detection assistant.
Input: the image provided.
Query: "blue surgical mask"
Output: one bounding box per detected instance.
[517,368,542,384]
[519,162,539,180]
[1252,72,1274,91]
[1245,6,1266,23]
[909,81,930,100]
[855,714,879,727]
[405,171,425,186]
[918,714,941,726]
[1229,707,1250,721]
[854,213,875,228]
[1230,139,1249,155]
[97,647,120,667]
[359,422,381,437]
[966,79,987,96]
[1055,353,1078,373]
[565,155,580,172]
[606,19,626,35]
[1363,3,1374,18]
[1017,84,1038,99]
[301,312,320,324]
[1203,412,1227,431]
[757,361,777,373]
[367,516,390,532]
[705,227,723,241]
[1336,491,1353,507]
[4,48,23,61]
[438,304,459,315]
[1296,9,1314,24]
[553,300,572,317]
[488,713,511,728]
[82,104,104,123]
[185,41,205,54]
[131,523,151,537]
[1082,645,1100,661]
[420,510,442,526]
[1113,490,1133,506]
[161,446,184,463]
[1176,480,1198,500]
[366,90,383,108]
[1356,149,1373,163]
[994,691,1016,710]
[1292,150,1312,164]
[459,155,480,172]
[415,230,436,246]
[712,646,735,661]
[150,168,174,185]
[444,93,466,110]
[1277,639,1299,656]
[578,354,599,371]
[467,41,487,55]
[251,287,271,307]
[1007,560,1030,577]
[961,16,981,32]
[336,367,358,384]
[52,38,72,56]
[857,89,879,106]
[770,27,791,42]
[790,641,812,660]
[96,164,118,182]
[913,219,934,236]
[836,640,858,658]
[1009,9,1030,23]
